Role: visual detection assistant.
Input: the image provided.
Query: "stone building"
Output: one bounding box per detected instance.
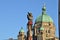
[17,4,59,40]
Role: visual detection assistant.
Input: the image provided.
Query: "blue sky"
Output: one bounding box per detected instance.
[0,0,58,40]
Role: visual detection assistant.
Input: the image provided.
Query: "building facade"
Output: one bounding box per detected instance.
[17,4,59,40]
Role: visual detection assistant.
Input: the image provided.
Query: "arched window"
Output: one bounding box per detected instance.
[46,30,47,33]
[48,30,50,33]
[46,30,50,33]
[41,32,43,35]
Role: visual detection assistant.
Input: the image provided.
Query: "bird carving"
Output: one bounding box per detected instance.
[27,12,33,20]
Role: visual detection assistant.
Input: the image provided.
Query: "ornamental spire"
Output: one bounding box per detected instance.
[42,3,46,14]
[42,3,46,11]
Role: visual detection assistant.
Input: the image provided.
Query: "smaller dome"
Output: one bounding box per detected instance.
[20,27,24,33]
[39,27,44,30]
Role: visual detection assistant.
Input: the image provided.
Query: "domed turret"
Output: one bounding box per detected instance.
[18,27,25,40]
[20,27,24,33]
[35,4,53,23]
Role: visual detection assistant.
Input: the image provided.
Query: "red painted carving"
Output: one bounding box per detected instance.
[28,21,33,25]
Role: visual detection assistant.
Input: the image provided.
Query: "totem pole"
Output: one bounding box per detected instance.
[27,12,33,40]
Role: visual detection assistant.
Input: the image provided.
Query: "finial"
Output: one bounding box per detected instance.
[42,3,46,14]
[42,3,46,11]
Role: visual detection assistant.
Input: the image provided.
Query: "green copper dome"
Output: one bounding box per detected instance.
[35,4,53,23]
[39,27,44,30]
[20,27,24,33]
